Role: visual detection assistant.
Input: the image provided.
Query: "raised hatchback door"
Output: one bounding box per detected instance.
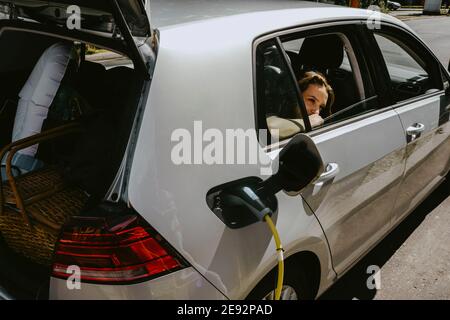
[0,0,152,78]
[0,0,151,36]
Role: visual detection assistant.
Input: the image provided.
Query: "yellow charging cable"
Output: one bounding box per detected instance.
[264,215,284,300]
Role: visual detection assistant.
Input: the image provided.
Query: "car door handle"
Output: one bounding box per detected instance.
[316,163,339,184]
[406,123,425,136]
[406,123,425,142]
[311,163,339,195]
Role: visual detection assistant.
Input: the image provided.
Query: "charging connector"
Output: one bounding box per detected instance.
[211,184,285,299]
[240,187,273,221]
[236,186,284,300]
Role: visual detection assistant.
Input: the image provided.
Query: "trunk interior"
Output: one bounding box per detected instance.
[0,29,144,299]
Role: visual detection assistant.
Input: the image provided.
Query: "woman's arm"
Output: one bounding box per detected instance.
[266,116,306,140]
[266,114,324,140]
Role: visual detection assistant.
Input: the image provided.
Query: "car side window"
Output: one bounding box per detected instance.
[256,29,381,143]
[256,40,307,142]
[281,32,378,129]
[373,32,442,103]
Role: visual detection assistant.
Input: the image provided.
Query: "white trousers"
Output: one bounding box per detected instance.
[12,42,72,157]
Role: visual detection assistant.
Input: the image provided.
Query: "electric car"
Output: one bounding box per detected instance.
[0,0,449,300]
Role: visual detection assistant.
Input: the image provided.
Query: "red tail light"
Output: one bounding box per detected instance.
[52,211,188,284]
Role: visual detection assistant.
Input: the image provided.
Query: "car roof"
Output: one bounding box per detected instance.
[150,0,336,28]
[152,3,412,46]
[150,0,411,40]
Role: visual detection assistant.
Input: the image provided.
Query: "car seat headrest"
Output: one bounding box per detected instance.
[298,34,344,73]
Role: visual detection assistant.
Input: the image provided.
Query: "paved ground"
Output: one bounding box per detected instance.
[320,178,450,300]
[389,8,423,17]
[389,7,449,18]
[320,16,450,300]
[388,9,450,67]
[373,179,450,300]
[404,16,450,67]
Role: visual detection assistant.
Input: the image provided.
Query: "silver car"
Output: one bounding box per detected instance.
[0,0,448,300]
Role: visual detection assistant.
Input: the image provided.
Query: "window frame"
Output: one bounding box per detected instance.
[254,38,310,147]
[253,21,380,147]
[364,23,445,108]
[275,37,311,132]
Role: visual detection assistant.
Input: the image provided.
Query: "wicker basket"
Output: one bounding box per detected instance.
[0,186,88,265]
[3,166,65,205]
[0,123,88,266]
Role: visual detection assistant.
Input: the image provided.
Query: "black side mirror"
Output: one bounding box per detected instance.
[257,133,324,198]
[206,134,324,229]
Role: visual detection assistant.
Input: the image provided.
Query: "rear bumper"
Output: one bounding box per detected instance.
[49,267,228,300]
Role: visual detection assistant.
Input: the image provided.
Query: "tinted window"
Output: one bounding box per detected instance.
[374,33,441,102]
[256,29,381,143]
[285,33,379,128]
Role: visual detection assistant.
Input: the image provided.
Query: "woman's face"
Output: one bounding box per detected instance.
[302,84,328,116]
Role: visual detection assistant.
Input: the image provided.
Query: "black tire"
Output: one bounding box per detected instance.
[246,261,315,300]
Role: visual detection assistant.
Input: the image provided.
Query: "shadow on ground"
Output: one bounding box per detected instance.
[319,177,450,300]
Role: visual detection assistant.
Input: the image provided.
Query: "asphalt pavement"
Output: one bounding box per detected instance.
[320,178,450,300]
[320,15,450,300]
[404,16,450,67]
[388,8,423,17]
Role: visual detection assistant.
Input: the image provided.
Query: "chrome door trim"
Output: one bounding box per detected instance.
[263,105,395,153]
[391,90,444,110]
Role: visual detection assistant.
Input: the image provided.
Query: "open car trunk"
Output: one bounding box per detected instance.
[0,25,146,299]
[0,0,153,80]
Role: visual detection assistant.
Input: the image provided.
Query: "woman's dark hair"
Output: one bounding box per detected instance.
[298,71,335,117]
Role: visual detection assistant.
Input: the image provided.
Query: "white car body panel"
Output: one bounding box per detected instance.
[304,109,406,275]
[392,95,444,220]
[50,267,227,300]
